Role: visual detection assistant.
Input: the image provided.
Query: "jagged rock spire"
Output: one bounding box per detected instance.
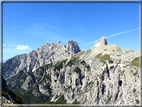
[58,41,61,44]
[66,40,81,54]
[101,37,107,45]
[93,37,107,49]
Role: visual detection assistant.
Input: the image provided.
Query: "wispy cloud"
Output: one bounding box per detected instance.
[84,27,140,46]
[23,23,68,42]
[105,27,139,39]
[84,39,101,46]
[4,48,12,51]
[8,44,16,47]
[3,44,5,46]
[5,44,32,51]
[16,45,31,50]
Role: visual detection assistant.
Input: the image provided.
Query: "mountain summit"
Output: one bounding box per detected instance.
[2,38,141,105]
[101,37,107,45]
[66,40,82,54]
[3,40,81,79]
[93,37,108,50]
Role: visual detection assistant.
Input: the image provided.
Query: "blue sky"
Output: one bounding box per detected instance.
[3,3,139,60]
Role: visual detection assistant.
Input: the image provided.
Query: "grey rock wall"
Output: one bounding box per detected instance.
[3,40,81,79]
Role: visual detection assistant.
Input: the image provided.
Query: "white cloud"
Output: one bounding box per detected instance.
[4,44,32,51]
[8,44,16,47]
[4,48,12,51]
[16,45,32,50]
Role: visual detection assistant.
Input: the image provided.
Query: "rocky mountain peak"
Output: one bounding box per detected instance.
[51,42,55,45]
[101,37,107,45]
[66,40,81,54]
[93,37,108,49]
[46,42,50,46]
[58,41,61,44]
[3,40,82,79]
[3,38,141,105]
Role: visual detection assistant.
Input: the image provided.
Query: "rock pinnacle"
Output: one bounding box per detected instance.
[101,37,107,45]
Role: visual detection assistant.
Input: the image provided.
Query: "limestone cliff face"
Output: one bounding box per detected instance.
[2,76,8,92]
[66,40,82,54]
[5,39,141,105]
[3,40,81,79]
[101,37,107,45]
[1,75,24,104]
